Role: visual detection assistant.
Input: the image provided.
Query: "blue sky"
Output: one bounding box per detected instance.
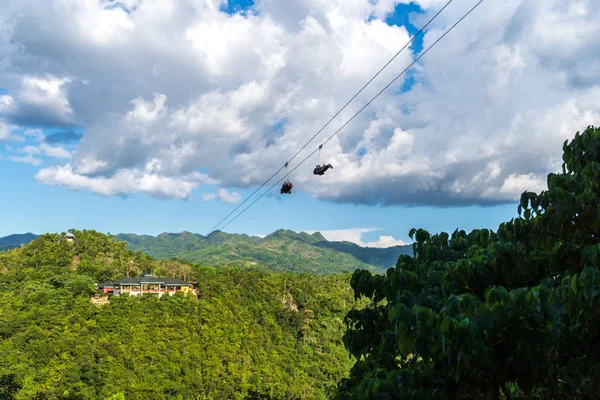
[1,0,590,246]
[221,0,255,15]
[0,153,519,242]
[0,0,520,242]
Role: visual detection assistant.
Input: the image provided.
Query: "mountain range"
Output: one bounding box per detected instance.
[0,230,413,274]
[0,233,38,251]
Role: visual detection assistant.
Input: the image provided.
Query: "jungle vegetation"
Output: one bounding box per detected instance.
[0,230,366,399]
[336,126,600,399]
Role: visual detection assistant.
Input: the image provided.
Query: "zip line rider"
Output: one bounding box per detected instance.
[313,163,333,175]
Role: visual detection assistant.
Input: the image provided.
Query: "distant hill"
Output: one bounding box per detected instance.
[0,233,39,251]
[116,229,413,274]
[313,240,413,267]
[0,230,413,274]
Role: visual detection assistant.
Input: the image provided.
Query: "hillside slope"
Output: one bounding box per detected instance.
[0,233,39,251]
[313,240,413,267]
[0,230,363,399]
[117,229,413,274]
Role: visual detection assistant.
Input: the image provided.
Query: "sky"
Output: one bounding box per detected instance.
[0,0,599,247]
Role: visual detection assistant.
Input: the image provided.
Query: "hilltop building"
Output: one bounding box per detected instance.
[98,273,192,297]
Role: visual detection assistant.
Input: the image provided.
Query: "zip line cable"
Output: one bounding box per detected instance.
[204,0,455,236]
[216,0,485,234]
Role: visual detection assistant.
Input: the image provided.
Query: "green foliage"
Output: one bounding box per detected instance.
[336,126,600,399]
[117,229,412,274]
[103,394,125,400]
[0,373,21,399]
[0,230,364,399]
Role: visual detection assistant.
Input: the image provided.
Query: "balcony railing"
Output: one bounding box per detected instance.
[120,289,180,293]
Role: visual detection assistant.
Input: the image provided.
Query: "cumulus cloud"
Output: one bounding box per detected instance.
[0,0,598,204]
[0,75,75,127]
[126,93,167,125]
[364,235,409,248]
[202,188,242,204]
[35,163,215,200]
[39,142,71,159]
[306,228,408,248]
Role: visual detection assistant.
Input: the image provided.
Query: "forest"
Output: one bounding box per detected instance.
[0,229,368,399]
[2,126,600,399]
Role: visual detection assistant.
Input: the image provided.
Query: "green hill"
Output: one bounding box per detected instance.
[116,229,413,274]
[0,233,39,251]
[0,229,366,399]
[1,230,413,274]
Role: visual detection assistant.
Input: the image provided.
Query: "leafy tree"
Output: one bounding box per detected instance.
[336,125,600,399]
[64,275,97,297]
[0,374,21,400]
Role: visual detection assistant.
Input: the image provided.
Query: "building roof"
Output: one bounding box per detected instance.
[97,274,191,288]
[115,277,190,285]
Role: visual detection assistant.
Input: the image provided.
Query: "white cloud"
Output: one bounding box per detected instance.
[0,95,15,112]
[19,75,72,114]
[169,81,268,138]
[306,227,408,248]
[24,129,45,141]
[0,119,19,142]
[482,173,547,201]
[8,129,71,161]
[126,93,167,124]
[9,154,42,166]
[202,188,241,204]
[311,228,380,243]
[0,75,75,126]
[363,235,409,248]
[0,0,598,205]
[39,142,71,159]
[54,0,135,45]
[34,163,213,200]
[18,145,40,154]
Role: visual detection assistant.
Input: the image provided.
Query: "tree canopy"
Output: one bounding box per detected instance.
[336,125,600,399]
[0,229,365,399]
